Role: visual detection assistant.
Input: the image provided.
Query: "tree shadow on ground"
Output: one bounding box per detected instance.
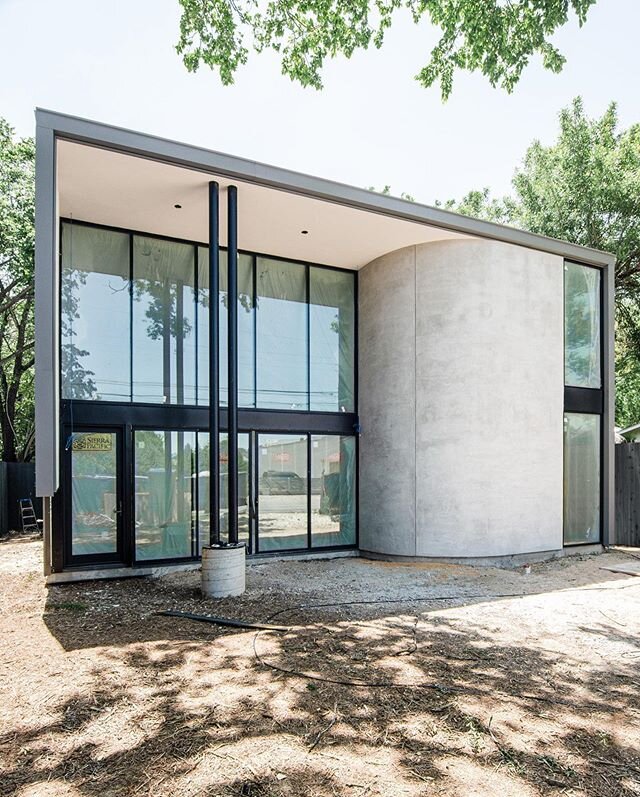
[4,579,640,797]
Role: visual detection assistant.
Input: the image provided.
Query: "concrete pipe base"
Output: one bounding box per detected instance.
[201,544,246,597]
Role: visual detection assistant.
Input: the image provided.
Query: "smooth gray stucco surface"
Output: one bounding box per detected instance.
[359,239,565,559]
[358,245,417,556]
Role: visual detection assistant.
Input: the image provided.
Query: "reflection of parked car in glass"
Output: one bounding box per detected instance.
[260,471,305,495]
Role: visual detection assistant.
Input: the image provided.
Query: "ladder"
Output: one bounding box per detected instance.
[19,498,41,534]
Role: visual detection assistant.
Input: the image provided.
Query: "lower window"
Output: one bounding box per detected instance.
[311,435,356,548]
[134,430,196,560]
[132,428,357,559]
[256,433,357,552]
[563,413,600,545]
[258,434,309,552]
[195,432,250,555]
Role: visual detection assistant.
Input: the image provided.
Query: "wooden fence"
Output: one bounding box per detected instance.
[0,462,40,535]
[615,443,640,547]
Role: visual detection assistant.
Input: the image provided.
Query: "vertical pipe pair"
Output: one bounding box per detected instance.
[208,183,239,546]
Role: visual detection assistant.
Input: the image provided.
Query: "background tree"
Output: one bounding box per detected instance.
[438,98,640,426]
[176,0,596,100]
[0,119,35,462]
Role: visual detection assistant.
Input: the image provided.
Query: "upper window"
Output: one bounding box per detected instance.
[133,236,196,404]
[60,223,356,413]
[61,224,130,401]
[564,262,601,389]
[256,258,308,410]
[197,247,255,407]
[310,267,355,412]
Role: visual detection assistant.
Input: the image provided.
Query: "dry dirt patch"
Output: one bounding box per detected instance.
[1,538,640,796]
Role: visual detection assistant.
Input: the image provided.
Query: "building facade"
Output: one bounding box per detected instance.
[35,110,615,580]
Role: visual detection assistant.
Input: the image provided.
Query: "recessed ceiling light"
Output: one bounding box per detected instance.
[174,203,182,209]
[301,229,309,235]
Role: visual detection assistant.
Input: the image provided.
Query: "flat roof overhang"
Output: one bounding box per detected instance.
[39,108,616,270]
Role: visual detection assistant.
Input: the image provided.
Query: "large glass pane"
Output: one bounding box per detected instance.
[256,258,308,409]
[311,435,356,547]
[258,434,308,551]
[133,237,196,404]
[197,248,255,407]
[71,432,118,556]
[134,430,196,560]
[61,223,130,401]
[310,268,355,412]
[563,413,600,544]
[565,262,601,388]
[196,432,250,553]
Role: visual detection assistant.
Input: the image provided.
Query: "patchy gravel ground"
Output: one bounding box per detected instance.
[1,536,640,797]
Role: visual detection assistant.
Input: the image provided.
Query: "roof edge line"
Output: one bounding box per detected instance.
[36,108,616,269]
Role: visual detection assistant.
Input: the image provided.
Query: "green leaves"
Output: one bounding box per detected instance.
[176,0,597,98]
[0,118,35,461]
[177,0,252,85]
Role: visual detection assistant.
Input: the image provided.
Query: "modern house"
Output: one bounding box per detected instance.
[35,109,615,582]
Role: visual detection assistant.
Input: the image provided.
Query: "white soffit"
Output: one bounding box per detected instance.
[57,140,468,270]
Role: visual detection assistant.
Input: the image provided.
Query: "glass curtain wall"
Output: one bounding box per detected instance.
[563,262,602,545]
[61,223,356,414]
[60,222,358,561]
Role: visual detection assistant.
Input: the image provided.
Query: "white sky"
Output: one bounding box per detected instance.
[0,0,638,203]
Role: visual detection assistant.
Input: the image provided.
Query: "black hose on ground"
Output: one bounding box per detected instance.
[155,609,290,632]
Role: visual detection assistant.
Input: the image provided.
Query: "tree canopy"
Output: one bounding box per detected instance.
[0,119,35,461]
[176,0,596,99]
[438,98,640,426]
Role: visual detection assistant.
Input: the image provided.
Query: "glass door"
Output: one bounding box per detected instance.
[65,428,125,565]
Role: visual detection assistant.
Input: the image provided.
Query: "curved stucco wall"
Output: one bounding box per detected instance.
[358,238,564,559]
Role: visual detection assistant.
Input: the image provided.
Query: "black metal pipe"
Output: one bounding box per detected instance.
[208,181,220,546]
[227,185,239,544]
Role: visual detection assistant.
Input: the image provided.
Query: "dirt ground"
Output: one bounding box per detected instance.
[1,538,640,797]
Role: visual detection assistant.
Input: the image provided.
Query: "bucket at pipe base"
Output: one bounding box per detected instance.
[201,543,246,597]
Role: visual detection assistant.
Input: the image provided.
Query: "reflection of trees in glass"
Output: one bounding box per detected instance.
[565,263,600,387]
[134,430,195,559]
[132,280,194,342]
[134,430,166,473]
[61,268,97,399]
[71,442,115,477]
[133,238,196,404]
[197,435,249,474]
